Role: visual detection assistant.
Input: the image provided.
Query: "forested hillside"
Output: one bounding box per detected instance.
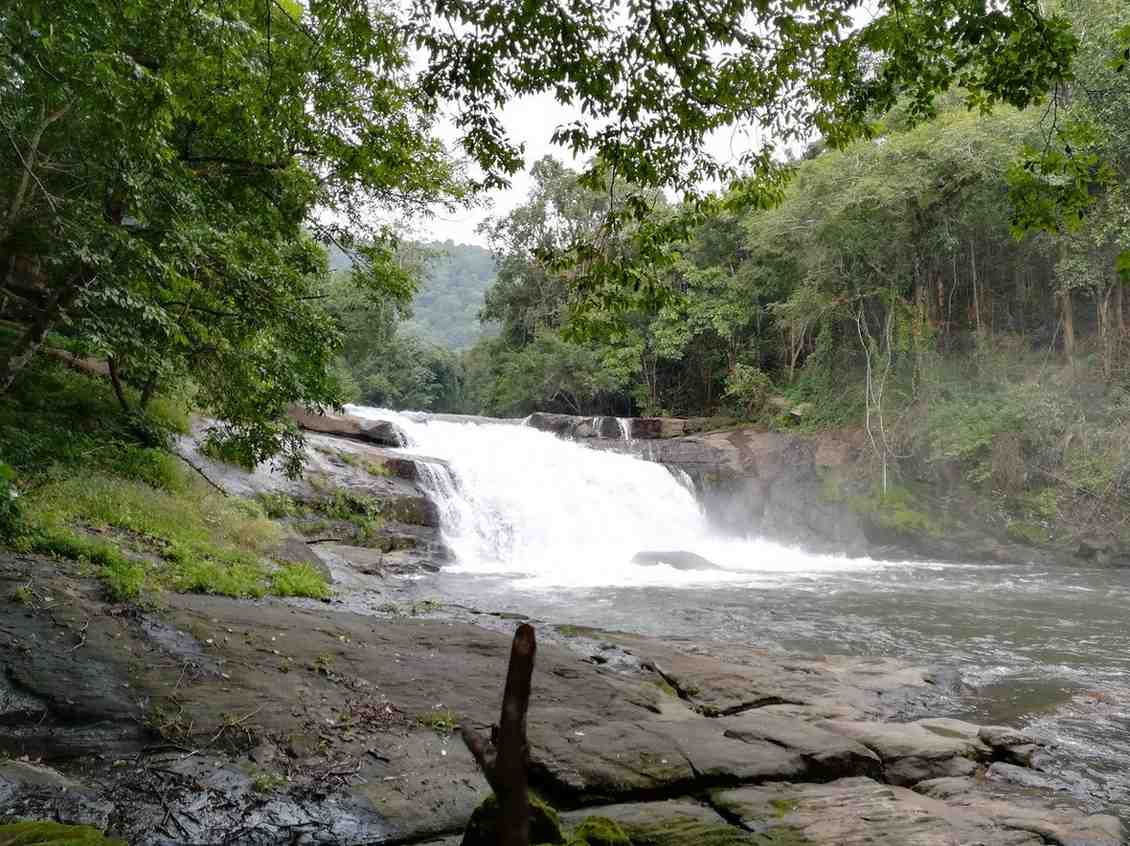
[404,242,496,350]
[456,0,1130,545]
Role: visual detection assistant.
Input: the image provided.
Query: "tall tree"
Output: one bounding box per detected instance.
[0,0,461,469]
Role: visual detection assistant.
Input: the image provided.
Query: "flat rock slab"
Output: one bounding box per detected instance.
[815,718,988,785]
[718,711,881,781]
[715,776,1122,846]
[588,632,956,720]
[0,553,1120,845]
[529,710,883,803]
[530,719,697,799]
[914,776,1123,846]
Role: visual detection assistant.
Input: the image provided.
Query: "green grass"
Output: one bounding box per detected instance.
[256,487,381,542]
[416,708,458,734]
[271,562,331,599]
[1,358,328,602]
[256,491,302,519]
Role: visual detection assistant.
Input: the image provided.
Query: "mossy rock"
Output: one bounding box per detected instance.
[462,794,565,846]
[570,816,632,846]
[615,814,812,846]
[0,822,124,846]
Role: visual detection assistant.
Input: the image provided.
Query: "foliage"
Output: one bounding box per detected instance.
[415,0,1074,195]
[0,461,21,540]
[1,0,462,468]
[324,267,467,412]
[0,361,327,601]
[724,365,773,420]
[406,242,498,349]
[414,0,1075,318]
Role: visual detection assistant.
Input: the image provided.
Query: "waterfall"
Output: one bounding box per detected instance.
[348,406,885,588]
[616,417,634,444]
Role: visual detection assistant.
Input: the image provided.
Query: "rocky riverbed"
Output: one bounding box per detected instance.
[2,409,1124,844]
[0,543,1122,845]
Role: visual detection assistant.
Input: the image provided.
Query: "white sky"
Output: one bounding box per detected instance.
[413,93,766,247]
[408,2,883,247]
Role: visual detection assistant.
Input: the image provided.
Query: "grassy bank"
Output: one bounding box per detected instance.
[0,356,329,603]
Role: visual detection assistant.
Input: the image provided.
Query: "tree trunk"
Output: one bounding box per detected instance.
[1,103,68,247]
[1097,287,1110,380]
[140,375,158,410]
[0,269,91,394]
[1061,288,1075,360]
[462,624,537,846]
[1116,279,1126,338]
[107,356,131,413]
[970,241,981,335]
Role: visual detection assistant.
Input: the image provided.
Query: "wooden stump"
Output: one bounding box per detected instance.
[462,623,537,846]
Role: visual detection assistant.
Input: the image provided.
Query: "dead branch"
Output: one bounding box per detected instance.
[461,623,537,846]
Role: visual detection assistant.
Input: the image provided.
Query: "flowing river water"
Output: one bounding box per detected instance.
[350,406,1130,820]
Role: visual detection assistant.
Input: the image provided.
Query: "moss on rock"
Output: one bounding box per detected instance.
[610,813,814,846]
[570,816,632,846]
[0,822,124,846]
[615,813,755,846]
[462,794,565,846]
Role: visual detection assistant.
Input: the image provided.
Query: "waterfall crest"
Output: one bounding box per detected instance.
[348,406,885,588]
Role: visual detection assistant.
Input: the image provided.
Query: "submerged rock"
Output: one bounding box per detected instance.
[632,550,723,571]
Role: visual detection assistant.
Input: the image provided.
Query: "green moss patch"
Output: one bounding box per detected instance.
[462,794,565,846]
[570,816,631,846]
[0,822,123,845]
[415,708,457,734]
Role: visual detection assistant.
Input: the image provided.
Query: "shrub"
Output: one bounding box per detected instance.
[724,364,773,419]
[0,461,21,540]
[271,563,331,599]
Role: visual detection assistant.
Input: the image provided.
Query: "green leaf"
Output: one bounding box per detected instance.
[1116,250,1130,282]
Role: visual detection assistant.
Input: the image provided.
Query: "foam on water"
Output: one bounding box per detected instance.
[348,405,891,588]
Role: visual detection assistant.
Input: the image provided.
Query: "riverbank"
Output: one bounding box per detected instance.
[1,548,1122,845]
[0,368,1124,843]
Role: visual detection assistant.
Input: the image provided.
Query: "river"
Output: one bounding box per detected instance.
[350,405,1130,821]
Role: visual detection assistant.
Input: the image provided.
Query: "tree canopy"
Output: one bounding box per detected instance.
[0,0,1083,468]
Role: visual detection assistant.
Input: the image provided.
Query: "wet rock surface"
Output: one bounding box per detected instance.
[714,775,1121,846]
[0,551,1121,845]
[288,405,408,448]
[176,418,450,573]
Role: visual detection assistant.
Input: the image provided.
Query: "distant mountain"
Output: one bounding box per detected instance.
[404,241,497,350]
[323,238,496,350]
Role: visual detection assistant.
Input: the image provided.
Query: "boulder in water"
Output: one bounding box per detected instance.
[631,550,723,571]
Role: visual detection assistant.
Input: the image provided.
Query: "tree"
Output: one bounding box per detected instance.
[1008,0,1130,309]
[1,0,461,470]
[415,0,1077,313]
[1,0,1082,468]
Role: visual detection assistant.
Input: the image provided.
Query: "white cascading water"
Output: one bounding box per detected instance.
[349,406,888,589]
